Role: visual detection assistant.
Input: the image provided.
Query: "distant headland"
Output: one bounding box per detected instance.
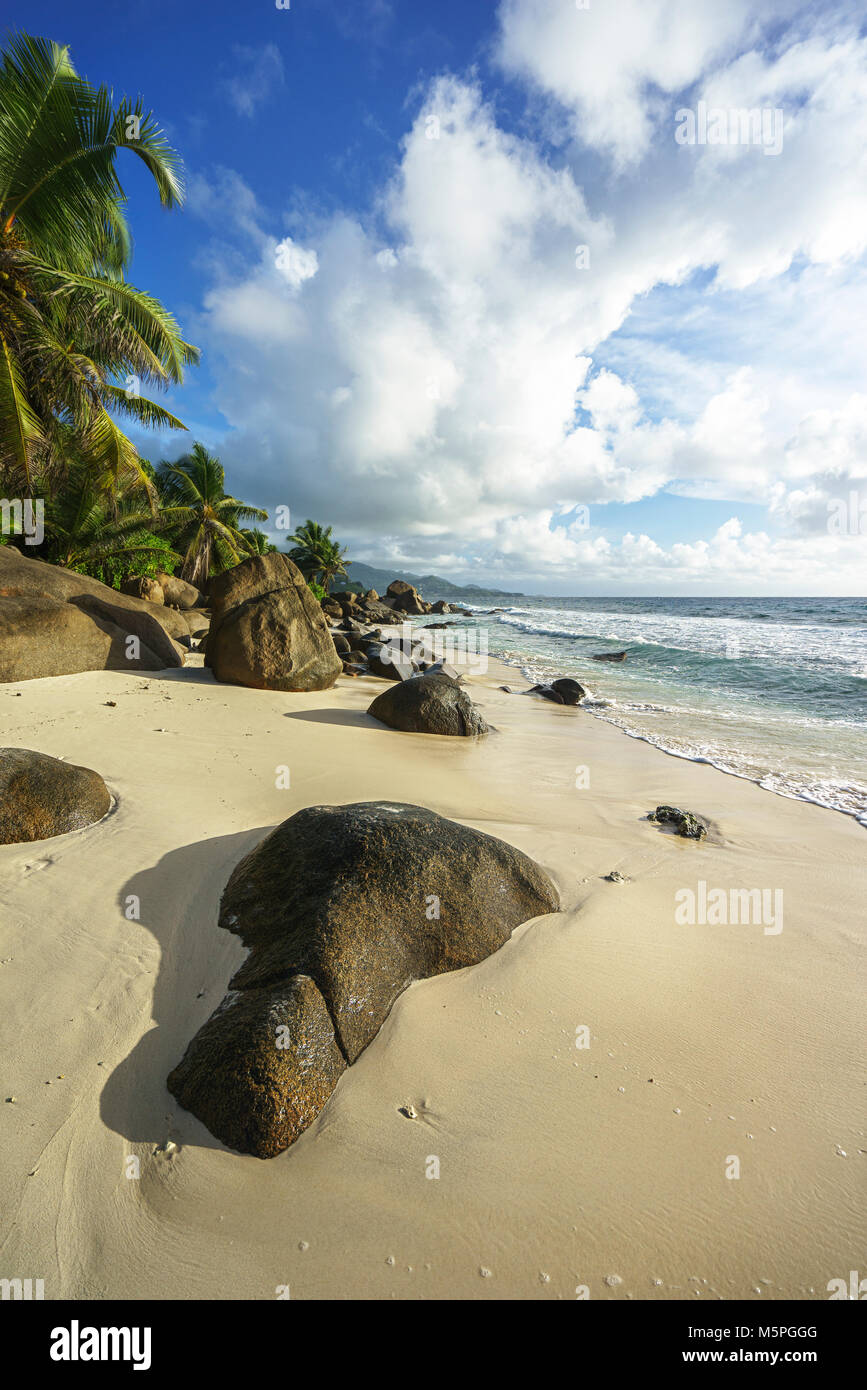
[342,561,525,602]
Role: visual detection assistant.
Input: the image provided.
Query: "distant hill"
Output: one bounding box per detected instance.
[339,561,524,601]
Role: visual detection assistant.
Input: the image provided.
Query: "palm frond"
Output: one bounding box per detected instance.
[0,329,43,487]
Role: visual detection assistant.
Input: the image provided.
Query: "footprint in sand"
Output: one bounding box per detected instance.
[20,857,54,875]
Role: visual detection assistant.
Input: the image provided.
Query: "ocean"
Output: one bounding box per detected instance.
[424,595,867,827]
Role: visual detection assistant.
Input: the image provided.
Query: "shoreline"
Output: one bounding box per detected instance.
[1,654,864,1300]
[422,613,867,831]
[502,645,867,830]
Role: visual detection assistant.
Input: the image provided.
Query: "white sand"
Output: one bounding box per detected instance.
[0,652,864,1300]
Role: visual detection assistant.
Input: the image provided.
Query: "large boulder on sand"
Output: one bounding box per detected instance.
[368,672,489,736]
[366,645,418,681]
[386,579,428,615]
[166,976,347,1160]
[359,598,403,624]
[183,610,210,638]
[0,547,185,682]
[0,747,111,843]
[120,576,164,605]
[168,802,560,1156]
[205,553,341,691]
[154,572,204,610]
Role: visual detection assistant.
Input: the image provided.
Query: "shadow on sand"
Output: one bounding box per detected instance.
[101,826,273,1154]
[283,707,380,729]
[140,664,221,687]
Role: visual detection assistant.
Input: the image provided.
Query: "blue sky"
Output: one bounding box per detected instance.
[7,0,867,593]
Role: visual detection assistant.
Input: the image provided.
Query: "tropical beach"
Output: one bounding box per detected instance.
[1,0,865,1336]
[1,638,864,1301]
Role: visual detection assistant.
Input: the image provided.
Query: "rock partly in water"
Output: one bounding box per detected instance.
[592,650,627,662]
[0,547,185,682]
[530,684,564,703]
[168,802,560,1155]
[551,677,586,705]
[528,677,586,706]
[648,805,707,840]
[205,553,341,691]
[368,672,489,736]
[0,747,111,844]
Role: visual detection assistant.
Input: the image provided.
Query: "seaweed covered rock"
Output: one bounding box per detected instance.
[368,673,488,736]
[168,802,560,1155]
[648,805,707,839]
[0,747,111,844]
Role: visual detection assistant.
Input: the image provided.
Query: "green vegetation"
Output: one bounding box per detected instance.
[37,458,179,584]
[154,444,268,588]
[0,31,198,504]
[240,528,277,557]
[287,519,351,592]
[0,32,354,601]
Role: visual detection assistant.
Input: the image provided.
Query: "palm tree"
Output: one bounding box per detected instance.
[287,519,350,591]
[155,444,267,587]
[34,451,180,582]
[240,527,277,556]
[0,31,198,500]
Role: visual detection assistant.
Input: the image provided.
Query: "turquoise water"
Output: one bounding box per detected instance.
[421,596,867,826]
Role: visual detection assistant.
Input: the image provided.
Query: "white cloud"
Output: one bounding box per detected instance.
[183,3,867,592]
[274,238,319,290]
[223,44,285,119]
[496,0,759,168]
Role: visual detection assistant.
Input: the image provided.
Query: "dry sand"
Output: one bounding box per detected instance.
[0,648,864,1301]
